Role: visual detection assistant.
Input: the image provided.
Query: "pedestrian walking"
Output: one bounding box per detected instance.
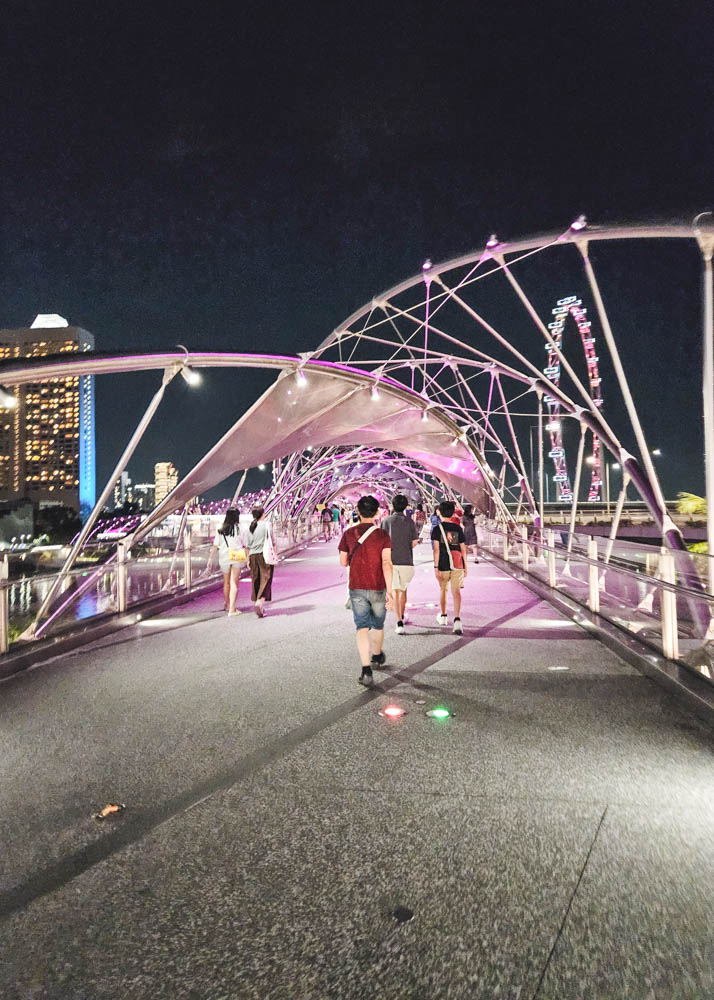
[211,507,247,616]
[431,500,468,634]
[321,505,333,541]
[462,504,480,562]
[338,494,394,686]
[382,493,419,635]
[247,506,276,617]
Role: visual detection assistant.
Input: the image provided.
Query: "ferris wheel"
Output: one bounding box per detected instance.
[544,296,603,502]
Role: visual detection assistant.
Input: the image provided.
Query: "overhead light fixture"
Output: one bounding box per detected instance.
[371,384,380,401]
[422,259,432,272]
[180,367,201,386]
[486,234,499,248]
[585,455,596,465]
[296,369,307,387]
[545,421,561,431]
[421,409,429,423]
[570,215,587,231]
[258,464,266,470]
[0,387,17,409]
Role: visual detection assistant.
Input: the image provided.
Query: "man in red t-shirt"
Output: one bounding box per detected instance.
[338,495,393,686]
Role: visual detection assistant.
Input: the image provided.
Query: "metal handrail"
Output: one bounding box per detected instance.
[484,523,713,605]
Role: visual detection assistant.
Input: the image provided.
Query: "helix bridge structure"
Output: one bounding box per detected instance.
[0,215,713,683]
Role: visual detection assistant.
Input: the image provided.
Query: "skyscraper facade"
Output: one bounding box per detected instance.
[154,462,178,504]
[113,471,132,509]
[132,482,156,512]
[0,315,95,517]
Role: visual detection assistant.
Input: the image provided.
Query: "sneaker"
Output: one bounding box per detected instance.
[358,667,374,686]
[371,651,386,668]
[436,613,447,626]
[255,601,264,618]
[227,610,242,617]
[395,620,405,635]
[453,617,463,634]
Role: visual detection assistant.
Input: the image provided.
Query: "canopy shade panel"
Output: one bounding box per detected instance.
[134,360,490,537]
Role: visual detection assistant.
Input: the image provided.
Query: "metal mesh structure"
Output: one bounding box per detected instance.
[1,216,714,651]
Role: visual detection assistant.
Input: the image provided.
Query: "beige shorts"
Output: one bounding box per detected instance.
[437,569,465,594]
[391,564,415,591]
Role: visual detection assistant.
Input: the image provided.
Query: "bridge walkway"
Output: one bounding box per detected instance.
[0,538,712,998]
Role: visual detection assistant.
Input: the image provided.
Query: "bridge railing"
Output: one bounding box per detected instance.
[0,514,324,651]
[481,521,714,685]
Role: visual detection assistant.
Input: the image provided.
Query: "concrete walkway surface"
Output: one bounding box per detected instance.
[0,538,712,999]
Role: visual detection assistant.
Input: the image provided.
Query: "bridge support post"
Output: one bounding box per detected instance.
[520,524,529,571]
[659,549,680,660]
[502,525,509,562]
[0,554,8,653]
[184,527,193,594]
[587,537,600,613]
[547,530,556,587]
[695,214,714,594]
[116,540,128,614]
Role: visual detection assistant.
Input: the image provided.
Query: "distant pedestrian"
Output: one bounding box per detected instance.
[331,504,340,535]
[430,507,440,530]
[382,494,419,635]
[247,506,275,617]
[338,495,394,686]
[414,504,426,539]
[431,500,468,634]
[462,505,480,562]
[211,507,246,616]
[321,505,333,541]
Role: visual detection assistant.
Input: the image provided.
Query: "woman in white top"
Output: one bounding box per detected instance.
[247,505,274,617]
[212,507,246,616]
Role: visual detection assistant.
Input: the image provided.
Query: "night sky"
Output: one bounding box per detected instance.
[2,1,712,499]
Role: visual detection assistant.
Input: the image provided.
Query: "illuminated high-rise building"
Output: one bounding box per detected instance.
[113,471,132,509]
[0,315,95,517]
[154,462,178,504]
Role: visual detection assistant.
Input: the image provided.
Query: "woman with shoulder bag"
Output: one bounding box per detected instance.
[247,506,277,617]
[211,507,247,616]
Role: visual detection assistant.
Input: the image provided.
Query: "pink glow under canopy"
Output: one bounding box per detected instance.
[134,363,486,538]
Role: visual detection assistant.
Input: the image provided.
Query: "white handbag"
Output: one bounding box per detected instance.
[262,526,279,566]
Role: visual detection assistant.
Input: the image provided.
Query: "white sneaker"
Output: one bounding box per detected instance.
[452,618,463,635]
[395,621,405,635]
[436,613,447,626]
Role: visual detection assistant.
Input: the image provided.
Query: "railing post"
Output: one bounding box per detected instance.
[520,524,529,571]
[503,526,509,562]
[116,540,128,614]
[0,553,9,653]
[659,549,680,660]
[184,526,192,594]
[547,529,556,587]
[587,536,600,613]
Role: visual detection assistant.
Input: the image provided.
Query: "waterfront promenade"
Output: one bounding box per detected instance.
[1,539,712,998]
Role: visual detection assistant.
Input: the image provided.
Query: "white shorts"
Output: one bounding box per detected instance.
[392,565,415,591]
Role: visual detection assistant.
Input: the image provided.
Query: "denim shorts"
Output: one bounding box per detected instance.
[349,589,387,630]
